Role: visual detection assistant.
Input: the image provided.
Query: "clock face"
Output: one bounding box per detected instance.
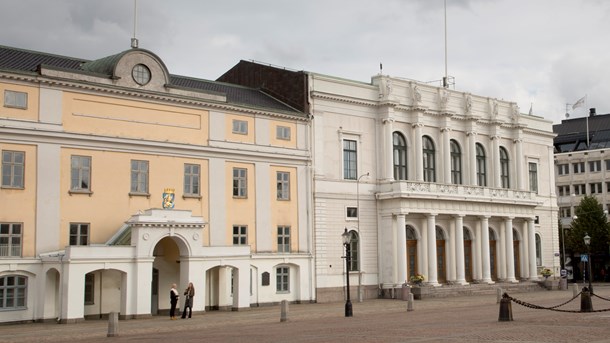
[132,64,151,85]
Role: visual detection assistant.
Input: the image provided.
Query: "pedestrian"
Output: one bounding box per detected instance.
[169,283,179,320]
[181,282,195,319]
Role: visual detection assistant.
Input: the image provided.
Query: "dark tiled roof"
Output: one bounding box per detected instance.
[553,113,610,152]
[0,45,302,116]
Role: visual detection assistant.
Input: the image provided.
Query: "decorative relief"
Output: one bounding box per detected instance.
[439,88,449,110]
[143,233,149,241]
[464,94,472,114]
[193,233,199,241]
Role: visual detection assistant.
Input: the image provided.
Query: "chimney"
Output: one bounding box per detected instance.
[589,108,596,116]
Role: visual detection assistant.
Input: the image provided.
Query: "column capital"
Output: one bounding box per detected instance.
[382,118,395,124]
[490,135,501,140]
[393,212,409,218]
[426,213,438,218]
[467,130,477,136]
[513,138,523,144]
[453,214,465,219]
[441,127,452,133]
[479,215,491,220]
[412,122,424,129]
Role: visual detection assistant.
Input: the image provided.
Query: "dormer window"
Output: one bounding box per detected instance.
[132,64,151,85]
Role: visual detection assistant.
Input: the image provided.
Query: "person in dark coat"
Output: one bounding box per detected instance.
[169,283,179,320]
[181,282,195,318]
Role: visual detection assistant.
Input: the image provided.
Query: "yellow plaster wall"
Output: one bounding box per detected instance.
[0,143,37,257]
[60,148,209,247]
[269,166,298,252]
[62,92,208,145]
[269,121,297,149]
[225,162,255,249]
[0,83,39,121]
[225,114,255,144]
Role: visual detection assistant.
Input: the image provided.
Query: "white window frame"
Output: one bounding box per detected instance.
[232,168,247,198]
[346,206,358,220]
[0,223,22,257]
[232,225,247,245]
[232,120,248,134]
[69,223,89,246]
[276,126,291,140]
[70,155,91,192]
[276,171,290,200]
[277,226,291,253]
[276,266,289,293]
[130,160,149,194]
[1,150,24,188]
[3,90,27,109]
[183,163,200,196]
[0,275,27,310]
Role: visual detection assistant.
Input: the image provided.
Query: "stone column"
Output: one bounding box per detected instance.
[505,217,517,282]
[455,215,467,284]
[480,216,493,283]
[426,214,439,285]
[396,214,407,284]
[414,123,424,182]
[527,218,539,281]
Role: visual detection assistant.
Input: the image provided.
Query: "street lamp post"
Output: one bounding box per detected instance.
[356,172,369,302]
[342,228,353,317]
[584,233,593,293]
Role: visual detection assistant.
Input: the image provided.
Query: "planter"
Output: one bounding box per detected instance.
[410,286,429,300]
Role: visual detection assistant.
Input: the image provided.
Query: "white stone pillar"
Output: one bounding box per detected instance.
[515,138,524,190]
[442,127,452,184]
[426,214,439,285]
[505,217,517,282]
[396,214,407,284]
[527,218,539,281]
[467,131,477,185]
[455,215,467,284]
[480,216,493,283]
[492,135,501,188]
[414,123,424,181]
[384,118,395,181]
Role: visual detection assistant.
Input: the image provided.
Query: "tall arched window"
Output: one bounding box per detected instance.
[423,136,436,182]
[393,132,407,180]
[535,233,541,266]
[500,146,510,189]
[450,139,462,184]
[476,143,487,186]
[348,230,359,271]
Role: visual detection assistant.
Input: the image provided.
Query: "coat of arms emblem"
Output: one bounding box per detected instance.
[162,188,175,209]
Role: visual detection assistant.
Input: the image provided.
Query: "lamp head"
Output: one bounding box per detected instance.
[342,228,351,245]
[584,233,591,246]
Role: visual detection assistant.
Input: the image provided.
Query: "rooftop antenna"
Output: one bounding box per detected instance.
[131,0,139,48]
[443,0,448,88]
[380,63,383,75]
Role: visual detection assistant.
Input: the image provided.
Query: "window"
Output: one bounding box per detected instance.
[4,90,27,109]
[347,230,359,271]
[422,136,436,182]
[573,184,586,195]
[0,275,27,309]
[590,182,603,194]
[476,143,487,187]
[69,223,89,246]
[130,160,149,194]
[557,185,570,196]
[232,120,248,134]
[131,64,151,85]
[276,171,290,200]
[346,207,358,219]
[276,266,289,292]
[557,164,569,175]
[393,132,407,180]
[572,162,585,174]
[70,156,91,191]
[606,182,610,193]
[450,140,462,184]
[232,168,247,197]
[232,225,247,245]
[277,226,291,253]
[606,160,610,171]
[84,273,94,305]
[559,207,571,218]
[499,147,510,188]
[589,160,602,172]
[0,223,22,257]
[1,151,24,188]
[276,126,291,140]
[343,139,357,180]
[535,234,541,266]
[183,164,200,196]
[528,162,538,193]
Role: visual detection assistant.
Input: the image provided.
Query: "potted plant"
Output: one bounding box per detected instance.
[410,273,425,286]
[540,267,553,279]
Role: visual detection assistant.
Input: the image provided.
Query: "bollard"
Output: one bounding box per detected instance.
[498,294,513,322]
[572,283,579,297]
[107,311,119,337]
[580,287,593,312]
[496,288,503,304]
[402,283,410,301]
[407,293,414,312]
[280,300,289,322]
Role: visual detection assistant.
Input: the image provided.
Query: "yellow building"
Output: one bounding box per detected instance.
[0,45,313,323]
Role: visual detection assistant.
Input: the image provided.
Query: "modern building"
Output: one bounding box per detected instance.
[219,61,558,301]
[0,45,313,323]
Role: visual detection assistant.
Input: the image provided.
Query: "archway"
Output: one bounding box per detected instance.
[405,225,418,279]
[82,269,125,319]
[463,227,474,282]
[436,226,447,283]
[489,228,498,281]
[44,268,60,320]
[152,237,182,315]
[513,228,521,279]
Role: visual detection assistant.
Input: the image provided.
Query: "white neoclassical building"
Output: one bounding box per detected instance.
[219,62,559,300]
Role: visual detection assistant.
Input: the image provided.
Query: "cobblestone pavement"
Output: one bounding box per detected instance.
[3,284,610,343]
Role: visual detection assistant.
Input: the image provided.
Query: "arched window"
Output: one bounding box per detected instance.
[535,233,542,266]
[500,147,510,188]
[450,139,462,184]
[406,226,417,240]
[423,136,436,182]
[476,143,487,186]
[393,132,407,180]
[348,230,359,271]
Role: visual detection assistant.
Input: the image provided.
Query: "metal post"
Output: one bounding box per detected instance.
[356,172,368,303]
[344,234,353,317]
[587,247,593,293]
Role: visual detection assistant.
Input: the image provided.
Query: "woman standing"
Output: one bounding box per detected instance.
[181,282,195,318]
[169,283,179,320]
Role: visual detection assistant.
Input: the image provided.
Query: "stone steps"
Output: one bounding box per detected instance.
[410,281,546,299]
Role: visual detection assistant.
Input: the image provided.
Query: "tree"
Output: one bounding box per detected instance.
[566,195,610,255]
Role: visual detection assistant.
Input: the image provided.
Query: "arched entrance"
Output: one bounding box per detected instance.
[44,268,60,320]
[463,228,473,282]
[513,228,521,279]
[83,269,125,319]
[436,226,447,284]
[489,228,498,281]
[152,237,182,316]
[406,225,418,279]
[206,266,236,311]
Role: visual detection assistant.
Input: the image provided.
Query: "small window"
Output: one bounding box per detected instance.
[232,225,247,245]
[130,160,149,194]
[557,185,570,196]
[4,90,27,109]
[589,160,602,172]
[276,266,289,292]
[70,156,91,192]
[132,64,151,85]
[232,168,247,198]
[183,164,200,196]
[84,273,94,305]
[346,207,358,219]
[276,171,290,200]
[573,184,586,195]
[529,162,538,193]
[0,223,22,257]
[343,139,357,180]
[232,120,248,134]
[2,151,24,188]
[69,223,89,246]
[559,207,571,218]
[606,160,610,171]
[572,162,585,174]
[0,275,27,309]
[557,164,569,175]
[590,182,603,194]
[276,126,291,140]
[277,226,291,253]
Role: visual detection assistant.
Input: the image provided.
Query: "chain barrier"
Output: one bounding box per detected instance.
[592,293,610,302]
[503,292,610,313]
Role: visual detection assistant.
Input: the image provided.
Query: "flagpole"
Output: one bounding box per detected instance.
[586,95,589,147]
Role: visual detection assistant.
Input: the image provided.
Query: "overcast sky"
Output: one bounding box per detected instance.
[1,0,608,123]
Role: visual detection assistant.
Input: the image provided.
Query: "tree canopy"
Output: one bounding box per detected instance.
[566,195,610,255]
